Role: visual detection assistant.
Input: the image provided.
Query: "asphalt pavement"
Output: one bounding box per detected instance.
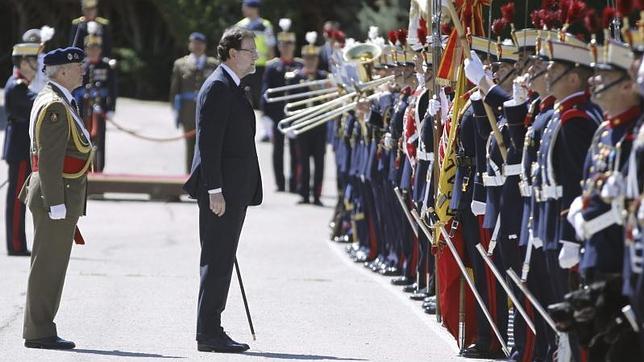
[0,97,473,361]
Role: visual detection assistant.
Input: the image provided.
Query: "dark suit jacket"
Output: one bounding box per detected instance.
[184,66,263,207]
[2,75,37,162]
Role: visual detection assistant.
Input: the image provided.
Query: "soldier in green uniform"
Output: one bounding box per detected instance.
[20,47,92,350]
[169,32,218,173]
[70,0,112,58]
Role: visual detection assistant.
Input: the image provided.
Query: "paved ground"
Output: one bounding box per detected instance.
[0,97,472,361]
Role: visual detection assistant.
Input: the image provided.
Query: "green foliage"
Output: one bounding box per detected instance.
[356,0,411,36]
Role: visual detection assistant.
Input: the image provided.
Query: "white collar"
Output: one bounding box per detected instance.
[188,53,206,62]
[220,63,241,86]
[48,80,75,105]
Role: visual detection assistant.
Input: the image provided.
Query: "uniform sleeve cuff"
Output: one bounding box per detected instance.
[208,188,222,194]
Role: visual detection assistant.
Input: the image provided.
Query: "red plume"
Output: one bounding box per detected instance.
[566,0,587,24]
[333,30,345,45]
[397,28,408,45]
[387,30,397,45]
[584,8,600,34]
[417,19,428,45]
[617,0,634,16]
[603,7,616,28]
[492,19,509,35]
[501,3,516,23]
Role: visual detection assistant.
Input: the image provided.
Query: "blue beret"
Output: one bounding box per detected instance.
[189,32,207,42]
[43,47,85,66]
[243,0,261,7]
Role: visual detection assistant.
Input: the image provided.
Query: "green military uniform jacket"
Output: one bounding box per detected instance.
[20,83,93,218]
[169,54,218,129]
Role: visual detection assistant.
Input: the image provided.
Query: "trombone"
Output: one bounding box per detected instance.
[263,78,336,103]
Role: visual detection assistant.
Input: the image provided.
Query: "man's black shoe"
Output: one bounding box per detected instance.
[460,343,498,359]
[297,198,310,205]
[197,332,249,353]
[8,250,31,257]
[402,283,418,293]
[423,302,436,314]
[391,276,414,286]
[313,199,324,206]
[25,336,75,350]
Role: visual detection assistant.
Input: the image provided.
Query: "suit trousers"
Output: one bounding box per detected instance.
[196,190,247,340]
[5,160,30,253]
[23,208,78,339]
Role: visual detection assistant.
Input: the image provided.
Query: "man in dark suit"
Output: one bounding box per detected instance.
[184,27,263,354]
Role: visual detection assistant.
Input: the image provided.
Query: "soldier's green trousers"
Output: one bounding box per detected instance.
[23,208,78,340]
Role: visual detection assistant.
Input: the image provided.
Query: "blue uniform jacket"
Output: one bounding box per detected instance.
[2,75,37,162]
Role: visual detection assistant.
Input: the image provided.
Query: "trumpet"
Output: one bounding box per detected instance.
[278,74,394,136]
[263,78,335,103]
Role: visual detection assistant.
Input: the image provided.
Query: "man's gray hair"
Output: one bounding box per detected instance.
[44,64,62,79]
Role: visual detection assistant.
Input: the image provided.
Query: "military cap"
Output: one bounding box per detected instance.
[82,0,98,8]
[277,18,296,43]
[189,32,207,42]
[44,47,85,66]
[470,36,498,62]
[513,28,539,50]
[302,31,320,57]
[592,39,634,72]
[242,0,261,8]
[12,43,40,57]
[494,39,519,63]
[547,35,592,68]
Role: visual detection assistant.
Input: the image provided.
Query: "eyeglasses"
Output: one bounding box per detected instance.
[238,48,258,55]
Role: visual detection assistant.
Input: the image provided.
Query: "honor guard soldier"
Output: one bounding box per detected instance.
[170,32,218,173]
[260,19,303,192]
[3,43,40,256]
[22,26,56,94]
[236,0,276,111]
[21,47,92,350]
[560,37,644,362]
[73,31,117,172]
[70,0,112,58]
[293,32,328,205]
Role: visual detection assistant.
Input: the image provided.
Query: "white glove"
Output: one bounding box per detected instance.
[106,111,114,120]
[464,51,486,85]
[439,88,450,121]
[512,77,529,104]
[48,204,67,220]
[286,129,297,139]
[384,132,394,149]
[567,196,587,240]
[531,236,543,249]
[558,241,581,269]
[470,200,486,216]
[262,115,273,125]
[428,97,441,117]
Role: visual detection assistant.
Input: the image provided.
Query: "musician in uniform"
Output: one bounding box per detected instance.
[170,32,218,173]
[293,32,328,205]
[3,43,40,256]
[260,20,303,192]
[21,47,92,350]
[74,31,118,172]
[70,0,112,58]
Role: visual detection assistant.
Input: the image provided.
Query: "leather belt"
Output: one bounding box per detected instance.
[503,163,522,176]
[540,184,563,200]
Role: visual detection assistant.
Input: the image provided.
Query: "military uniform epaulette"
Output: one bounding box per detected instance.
[266,57,280,66]
[72,16,109,25]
